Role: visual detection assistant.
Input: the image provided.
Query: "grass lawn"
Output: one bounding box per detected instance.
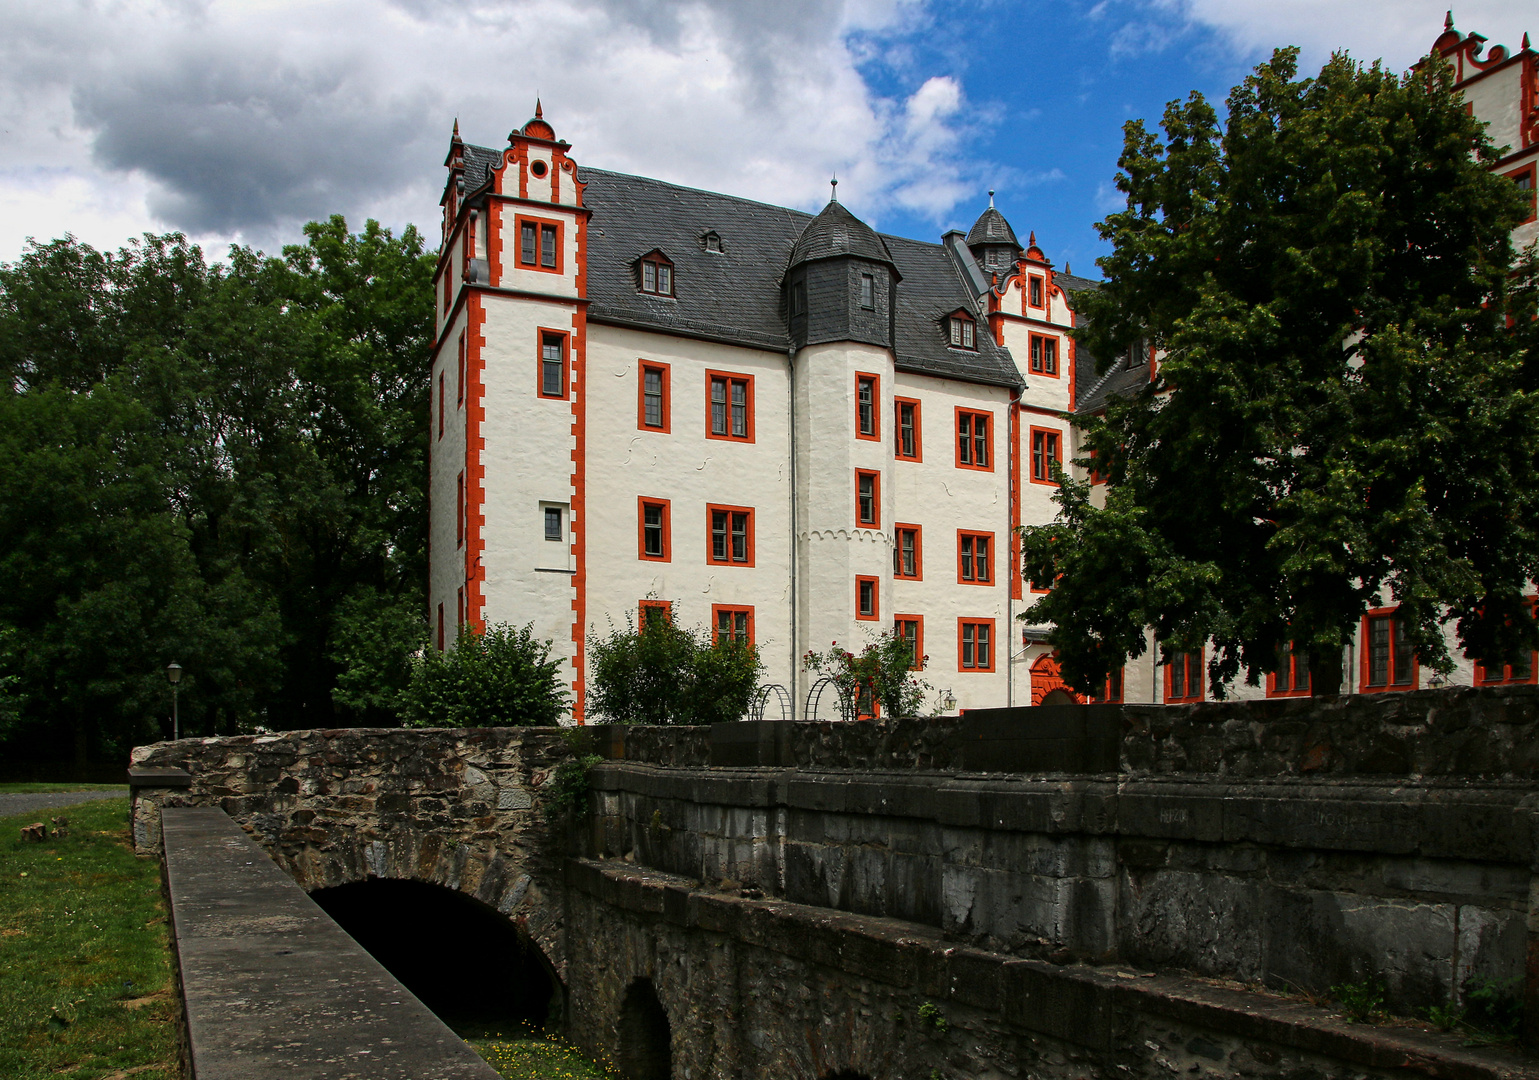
[460,1021,620,1079]
[0,797,178,1079]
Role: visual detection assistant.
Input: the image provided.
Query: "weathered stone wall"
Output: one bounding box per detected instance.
[587,764,1535,1016]
[129,726,572,975]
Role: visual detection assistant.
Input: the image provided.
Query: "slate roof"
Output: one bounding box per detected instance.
[573,165,1021,389]
[966,207,1019,248]
[460,144,502,193]
[788,200,897,271]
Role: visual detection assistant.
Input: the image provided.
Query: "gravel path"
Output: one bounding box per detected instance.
[0,789,128,821]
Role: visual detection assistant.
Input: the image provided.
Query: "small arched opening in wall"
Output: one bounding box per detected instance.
[310,879,561,1034]
[616,977,672,1080]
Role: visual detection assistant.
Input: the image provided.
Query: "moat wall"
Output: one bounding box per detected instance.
[128,685,1539,1077]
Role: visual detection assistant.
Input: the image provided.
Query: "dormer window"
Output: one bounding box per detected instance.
[703,231,722,253]
[790,281,806,317]
[948,314,977,350]
[639,251,674,296]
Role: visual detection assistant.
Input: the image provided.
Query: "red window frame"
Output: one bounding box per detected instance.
[1028,333,1060,377]
[955,408,994,471]
[437,603,445,651]
[894,397,922,461]
[706,504,755,567]
[639,599,673,628]
[855,372,881,441]
[638,360,671,432]
[1360,606,1419,693]
[1163,648,1204,703]
[638,497,671,562]
[639,252,675,296]
[515,214,564,273]
[538,329,569,400]
[711,604,754,645]
[958,619,996,672]
[1473,598,1538,685]
[455,472,465,548]
[1029,426,1062,484]
[1267,640,1313,698]
[855,576,880,621]
[438,371,446,438]
[705,370,755,443]
[1507,163,1536,225]
[456,332,466,404]
[893,523,922,579]
[1088,667,1124,703]
[894,615,925,671]
[947,313,978,350]
[441,268,451,314]
[1028,275,1044,308]
[957,530,995,585]
[855,469,881,527]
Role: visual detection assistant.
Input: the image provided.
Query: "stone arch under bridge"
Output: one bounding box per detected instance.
[130,726,572,979]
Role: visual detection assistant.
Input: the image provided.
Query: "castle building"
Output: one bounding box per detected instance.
[430,18,1537,720]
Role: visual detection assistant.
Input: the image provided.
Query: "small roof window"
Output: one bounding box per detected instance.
[638,250,674,296]
[703,231,723,253]
[947,312,977,350]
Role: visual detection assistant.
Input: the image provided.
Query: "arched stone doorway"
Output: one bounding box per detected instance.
[1030,654,1084,706]
[310,878,560,1032]
[616,977,672,1080]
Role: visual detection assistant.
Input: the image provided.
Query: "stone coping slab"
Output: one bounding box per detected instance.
[161,807,500,1080]
[568,857,1537,1079]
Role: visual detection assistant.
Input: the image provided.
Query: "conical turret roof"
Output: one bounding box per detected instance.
[788,200,896,271]
[966,205,1019,248]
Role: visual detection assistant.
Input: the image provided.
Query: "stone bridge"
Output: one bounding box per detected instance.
[130,687,1539,1079]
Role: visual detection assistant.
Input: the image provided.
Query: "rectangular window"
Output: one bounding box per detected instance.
[958,530,994,585]
[457,332,466,404]
[1030,427,1062,484]
[1029,334,1059,376]
[1088,668,1124,704]
[712,604,754,645]
[856,373,880,439]
[856,576,879,621]
[456,472,466,547]
[517,216,563,273]
[860,273,875,309]
[1362,608,1417,691]
[791,281,806,316]
[894,616,924,670]
[638,361,670,431]
[438,372,446,438]
[638,497,670,561]
[893,524,921,579]
[1163,648,1203,703]
[539,331,567,399]
[895,398,921,460]
[949,316,976,349]
[442,268,451,314]
[956,409,993,470]
[855,470,880,527]
[544,505,563,542]
[959,619,995,671]
[1029,276,1044,307]
[1473,598,1538,685]
[437,603,445,652]
[1268,640,1312,697]
[639,599,673,628]
[707,504,754,566]
[706,370,754,442]
[1509,164,1537,224]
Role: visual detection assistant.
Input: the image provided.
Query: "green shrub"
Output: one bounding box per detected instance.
[401,622,568,727]
[803,630,931,719]
[587,613,761,725]
[1330,979,1386,1024]
[1464,976,1522,1039]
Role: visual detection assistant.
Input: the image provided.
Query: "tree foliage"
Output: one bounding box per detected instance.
[400,623,569,728]
[1023,48,1539,697]
[0,218,435,764]
[587,614,762,725]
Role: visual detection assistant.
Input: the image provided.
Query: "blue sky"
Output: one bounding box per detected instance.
[0,1,1531,272]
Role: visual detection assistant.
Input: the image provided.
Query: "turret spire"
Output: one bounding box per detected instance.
[988,189,995,208]
[1445,9,1454,31]
[535,98,543,119]
[830,174,839,203]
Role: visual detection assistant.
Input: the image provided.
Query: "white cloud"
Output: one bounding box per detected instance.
[0,0,995,260]
[1152,0,1534,69]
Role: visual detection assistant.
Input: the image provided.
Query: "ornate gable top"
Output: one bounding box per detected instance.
[788,199,897,273]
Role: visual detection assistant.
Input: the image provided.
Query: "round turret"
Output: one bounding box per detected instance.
[788,200,897,272]
[966,194,1021,276]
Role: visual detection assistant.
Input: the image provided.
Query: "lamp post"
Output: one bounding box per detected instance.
[166,662,182,741]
